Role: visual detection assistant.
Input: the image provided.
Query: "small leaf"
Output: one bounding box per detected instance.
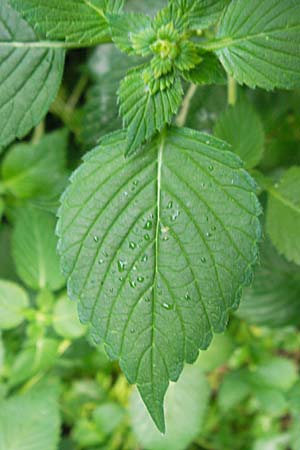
[213,0,300,89]
[0,0,65,150]
[266,167,300,265]
[109,12,152,54]
[183,53,226,86]
[170,0,229,30]
[214,98,265,169]
[53,294,86,339]
[0,381,60,450]
[0,280,29,330]
[238,240,300,328]
[130,363,210,450]
[10,0,114,46]
[119,70,183,155]
[12,206,65,291]
[1,129,68,199]
[57,127,261,431]
[93,403,125,435]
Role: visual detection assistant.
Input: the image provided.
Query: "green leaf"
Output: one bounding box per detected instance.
[170,0,229,31]
[57,127,261,431]
[197,333,234,372]
[0,0,65,150]
[1,129,68,199]
[125,0,166,16]
[119,70,183,155]
[12,206,65,291]
[93,403,124,435]
[0,381,60,450]
[9,338,60,387]
[53,294,86,339]
[0,280,29,330]
[212,0,300,89]
[81,45,136,149]
[130,363,210,450]
[266,167,300,265]
[238,240,300,328]
[183,53,226,86]
[218,369,250,411]
[10,0,116,46]
[109,12,151,54]
[252,357,298,392]
[214,98,265,169]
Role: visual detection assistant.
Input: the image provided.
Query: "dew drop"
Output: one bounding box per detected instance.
[133,265,137,271]
[144,296,151,303]
[129,241,136,249]
[206,231,212,238]
[201,256,206,263]
[162,302,173,310]
[93,235,99,243]
[129,280,136,288]
[119,276,123,282]
[141,255,148,263]
[167,201,173,209]
[208,165,214,171]
[118,259,126,272]
[98,259,104,265]
[184,292,191,301]
[171,211,180,221]
[137,276,144,283]
[130,328,135,334]
[144,234,150,241]
[103,250,108,257]
[144,220,153,230]
[124,191,128,197]
[133,180,139,186]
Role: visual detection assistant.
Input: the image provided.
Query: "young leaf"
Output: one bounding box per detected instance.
[238,240,300,328]
[57,127,261,431]
[266,167,300,265]
[170,0,229,31]
[214,98,265,169]
[130,363,210,450]
[119,70,183,155]
[183,53,226,86]
[10,0,115,46]
[12,206,65,291]
[0,381,60,450]
[109,13,152,54]
[0,280,29,330]
[0,0,65,150]
[211,0,300,90]
[1,129,68,199]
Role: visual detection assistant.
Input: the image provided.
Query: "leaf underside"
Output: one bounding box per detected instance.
[216,0,300,89]
[0,0,65,150]
[57,127,261,432]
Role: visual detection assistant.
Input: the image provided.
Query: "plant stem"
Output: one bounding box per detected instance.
[176,83,198,127]
[227,75,237,106]
[67,74,88,110]
[31,121,45,144]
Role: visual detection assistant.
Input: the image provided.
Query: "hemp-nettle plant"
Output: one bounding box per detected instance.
[1,0,300,434]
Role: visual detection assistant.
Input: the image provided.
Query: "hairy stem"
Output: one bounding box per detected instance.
[176,84,198,127]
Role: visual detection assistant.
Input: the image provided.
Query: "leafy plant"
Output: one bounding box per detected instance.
[0,0,300,448]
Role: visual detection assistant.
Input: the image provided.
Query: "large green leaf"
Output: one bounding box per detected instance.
[119,70,183,155]
[0,0,65,150]
[12,206,65,291]
[1,129,68,199]
[0,280,29,330]
[214,97,264,169]
[0,381,60,450]
[170,0,229,30]
[130,363,210,450]
[210,0,300,89]
[10,0,119,46]
[238,240,300,328]
[57,127,261,431]
[266,167,300,265]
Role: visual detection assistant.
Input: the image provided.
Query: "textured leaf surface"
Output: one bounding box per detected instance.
[58,127,261,431]
[119,71,183,154]
[110,12,151,54]
[238,240,300,328]
[0,382,60,450]
[0,0,65,150]
[1,129,68,199]
[266,167,300,265]
[130,363,210,450]
[170,0,229,30]
[81,45,135,149]
[183,53,226,86]
[0,280,29,330]
[10,0,115,46]
[214,98,264,169]
[213,0,300,89]
[12,206,65,291]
